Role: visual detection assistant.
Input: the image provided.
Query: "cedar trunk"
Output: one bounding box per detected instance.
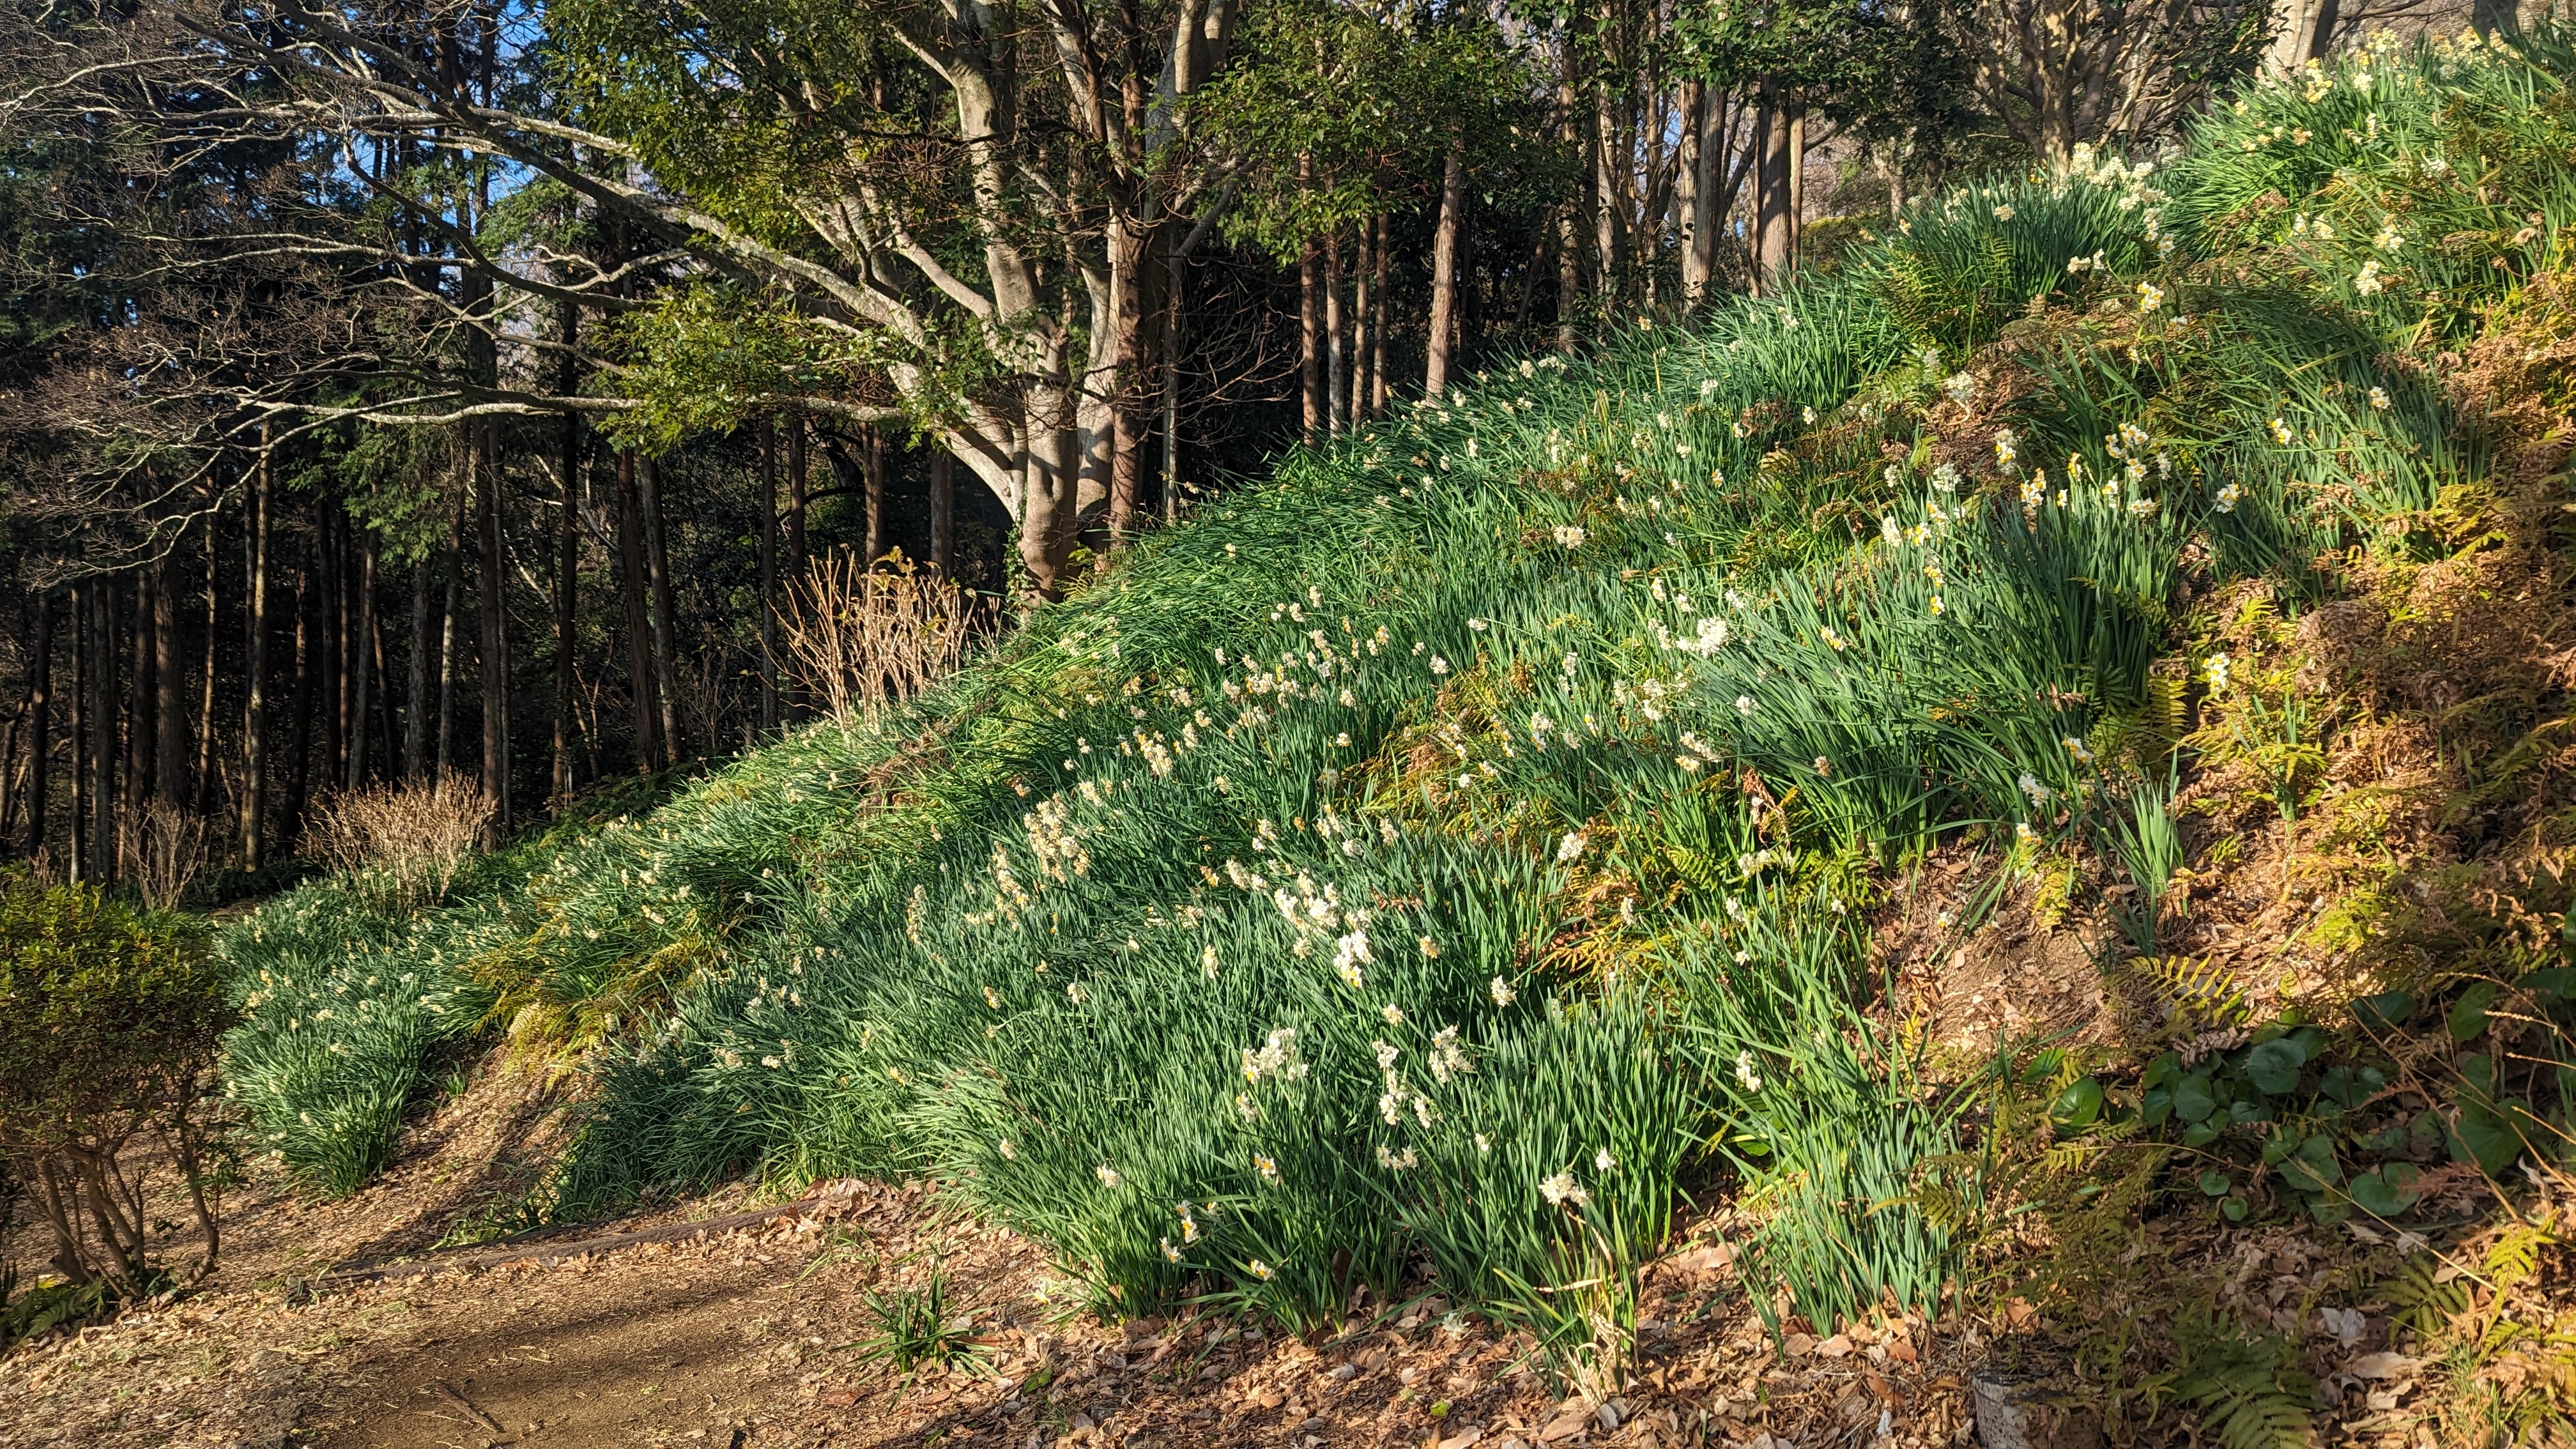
[758,420,779,731]
[25,595,50,859]
[476,422,509,836]
[240,443,272,870]
[614,449,660,771]
[1427,141,1466,399]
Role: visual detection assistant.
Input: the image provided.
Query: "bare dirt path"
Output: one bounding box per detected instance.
[2,1064,1986,1449]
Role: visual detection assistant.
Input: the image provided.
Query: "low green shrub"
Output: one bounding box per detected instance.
[0,875,229,1337]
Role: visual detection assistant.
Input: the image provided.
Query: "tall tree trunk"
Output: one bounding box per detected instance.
[286,551,312,834]
[349,533,374,789]
[1326,226,1348,436]
[786,418,809,584]
[1299,235,1322,444]
[614,448,659,772]
[1753,91,1791,292]
[1556,203,1583,352]
[371,591,395,786]
[240,443,271,870]
[435,545,457,779]
[153,548,183,805]
[1106,217,1156,544]
[475,421,509,836]
[130,567,153,814]
[0,706,16,853]
[551,456,577,793]
[554,297,581,807]
[638,455,679,766]
[1678,79,1711,304]
[929,449,956,576]
[1427,141,1466,399]
[862,428,888,565]
[1349,219,1371,424]
[1557,22,1588,349]
[758,419,779,732]
[404,558,431,778]
[70,584,86,880]
[1593,83,1621,303]
[26,594,50,861]
[90,582,115,880]
[194,516,216,818]
[1016,392,1084,601]
[2269,0,2340,71]
[319,506,343,789]
[1370,214,1390,418]
[1787,109,1805,272]
[1163,226,1184,518]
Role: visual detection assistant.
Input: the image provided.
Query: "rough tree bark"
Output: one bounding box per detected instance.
[554,302,581,806]
[758,418,779,733]
[613,448,659,772]
[1326,227,1347,437]
[404,558,431,779]
[1300,234,1322,443]
[930,450,956,574]
[239,441,270,870]
[89,583,112,881]
[475,420,509,835]
[194,515,215,818]
[70,585,86,878]
[1427,141,1466,399]
[284,553,312,832]
[25,595,49,860]
[862,428,887,566]
[349,534,374,789]
[1753,92,1792,292]
[638,456,678,767]
[153,544,183,804]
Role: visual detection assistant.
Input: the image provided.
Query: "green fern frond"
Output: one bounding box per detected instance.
[2382,1254,2472,1338]
[2484,1224,2553,1291]
[2202,1384,2319,1449]
[2119,954,2250,1025]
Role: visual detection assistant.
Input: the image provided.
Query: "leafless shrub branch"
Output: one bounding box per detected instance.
[781,549,992,727]
[303,772,494,906]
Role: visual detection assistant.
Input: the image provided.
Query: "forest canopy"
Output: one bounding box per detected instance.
[0,0,2408,884]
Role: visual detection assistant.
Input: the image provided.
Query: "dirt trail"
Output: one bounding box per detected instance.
[1,1063,1989,1448]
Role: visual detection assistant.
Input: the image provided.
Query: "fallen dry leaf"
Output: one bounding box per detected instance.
[1539,1410,1591,1442]
[2345,1351,2423,1380]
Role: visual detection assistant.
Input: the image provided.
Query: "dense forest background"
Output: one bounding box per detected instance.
[0,0,2526,888]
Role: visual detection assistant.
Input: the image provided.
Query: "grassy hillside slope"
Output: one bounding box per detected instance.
[220,25,2576,1406]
